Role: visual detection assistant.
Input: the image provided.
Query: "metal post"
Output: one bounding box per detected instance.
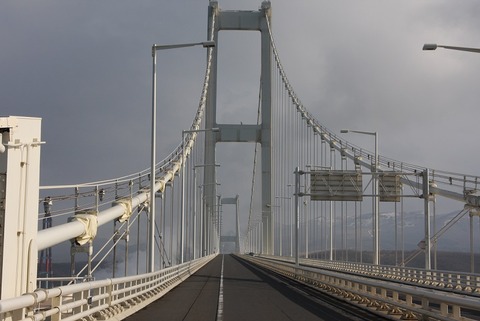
[201,187,206,256]
[470,212,474,273]
[329,147,334,261]
[341,129,379,264]
[294,167,300,267]
[113,221,117,277]
[373,132,379,265]
[305,200,309,259]
[181,132,186,263]
[423,169,431,270]
[136,203,141,274]
[150,40,215,270]
[206,194,210,255]
[329,200,333,261]
[170,182,174,265]
[433,194,437,270]
[161,191,166,268]
[149,46,157,273]
[217,194,221,254]
[193,166,197,259]
[235,196,240,253]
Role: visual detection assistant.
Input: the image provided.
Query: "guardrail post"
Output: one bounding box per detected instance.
[294,167,302,267]
[452,305,461,318]
[106,282,113,308]
[51,295,61,321]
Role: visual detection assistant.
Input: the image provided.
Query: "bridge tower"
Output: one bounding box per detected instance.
[0,116,42,300]
[220,195,241,253]
[205,1,273,255]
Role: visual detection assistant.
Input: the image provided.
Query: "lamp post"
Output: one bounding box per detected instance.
[180,128,219,263]
[341,129,379,265]
[423,42,480,271]
[293,167,304,267]
[423,44,480,53]
[149,40,215,273]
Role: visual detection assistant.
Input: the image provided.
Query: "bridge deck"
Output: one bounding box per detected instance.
[126,254,374,321]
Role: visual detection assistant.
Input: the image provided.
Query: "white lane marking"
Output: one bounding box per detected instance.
[217,254,225,321]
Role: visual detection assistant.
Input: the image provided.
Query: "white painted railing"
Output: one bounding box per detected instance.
[0,255,216,321]
[260,255,480,296]
[36,277,86,290]
[243,255,480,321]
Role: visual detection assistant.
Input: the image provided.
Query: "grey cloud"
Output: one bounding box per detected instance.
[2,0,480,250]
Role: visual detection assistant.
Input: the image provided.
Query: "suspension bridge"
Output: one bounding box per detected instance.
[1,1,480,320]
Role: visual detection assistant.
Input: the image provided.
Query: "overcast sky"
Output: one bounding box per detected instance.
[2,0,480,237]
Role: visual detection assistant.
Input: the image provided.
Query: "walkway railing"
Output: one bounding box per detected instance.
[260,255,480,296]
[243,255,480,321]
[0,255,216,321]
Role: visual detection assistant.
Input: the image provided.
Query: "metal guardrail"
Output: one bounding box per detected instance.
[259,255,480,296]
[243,255,480,321]
[0,255,216,321]
[36,277,87,290]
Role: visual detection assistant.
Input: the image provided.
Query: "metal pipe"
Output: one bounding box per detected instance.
[423,43,480,53]
[149,46,157,273]
[38,188,149,250]
[341,129,379,264]
[423,170,431,270]
[150,40,215,271]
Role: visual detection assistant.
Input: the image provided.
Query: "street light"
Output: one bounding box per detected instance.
[423,43,480,53]
[341,129,380,265]
[180,128,219,263]
[149,40,215,273]
[423,43,480,271]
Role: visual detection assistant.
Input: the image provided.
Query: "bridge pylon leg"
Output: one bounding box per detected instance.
[0,116,42,299]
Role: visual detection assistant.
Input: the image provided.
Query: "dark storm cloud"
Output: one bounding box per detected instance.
[1,0,479,237]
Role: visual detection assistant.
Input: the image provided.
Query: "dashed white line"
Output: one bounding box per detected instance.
[216,254,225,321]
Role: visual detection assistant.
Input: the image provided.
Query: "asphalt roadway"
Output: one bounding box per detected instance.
[126,254,382,321]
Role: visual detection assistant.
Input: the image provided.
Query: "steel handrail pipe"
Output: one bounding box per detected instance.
[37,161,182,250]
[38,189,145,250]
[36,141,183,226]
[37,33,217,250]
